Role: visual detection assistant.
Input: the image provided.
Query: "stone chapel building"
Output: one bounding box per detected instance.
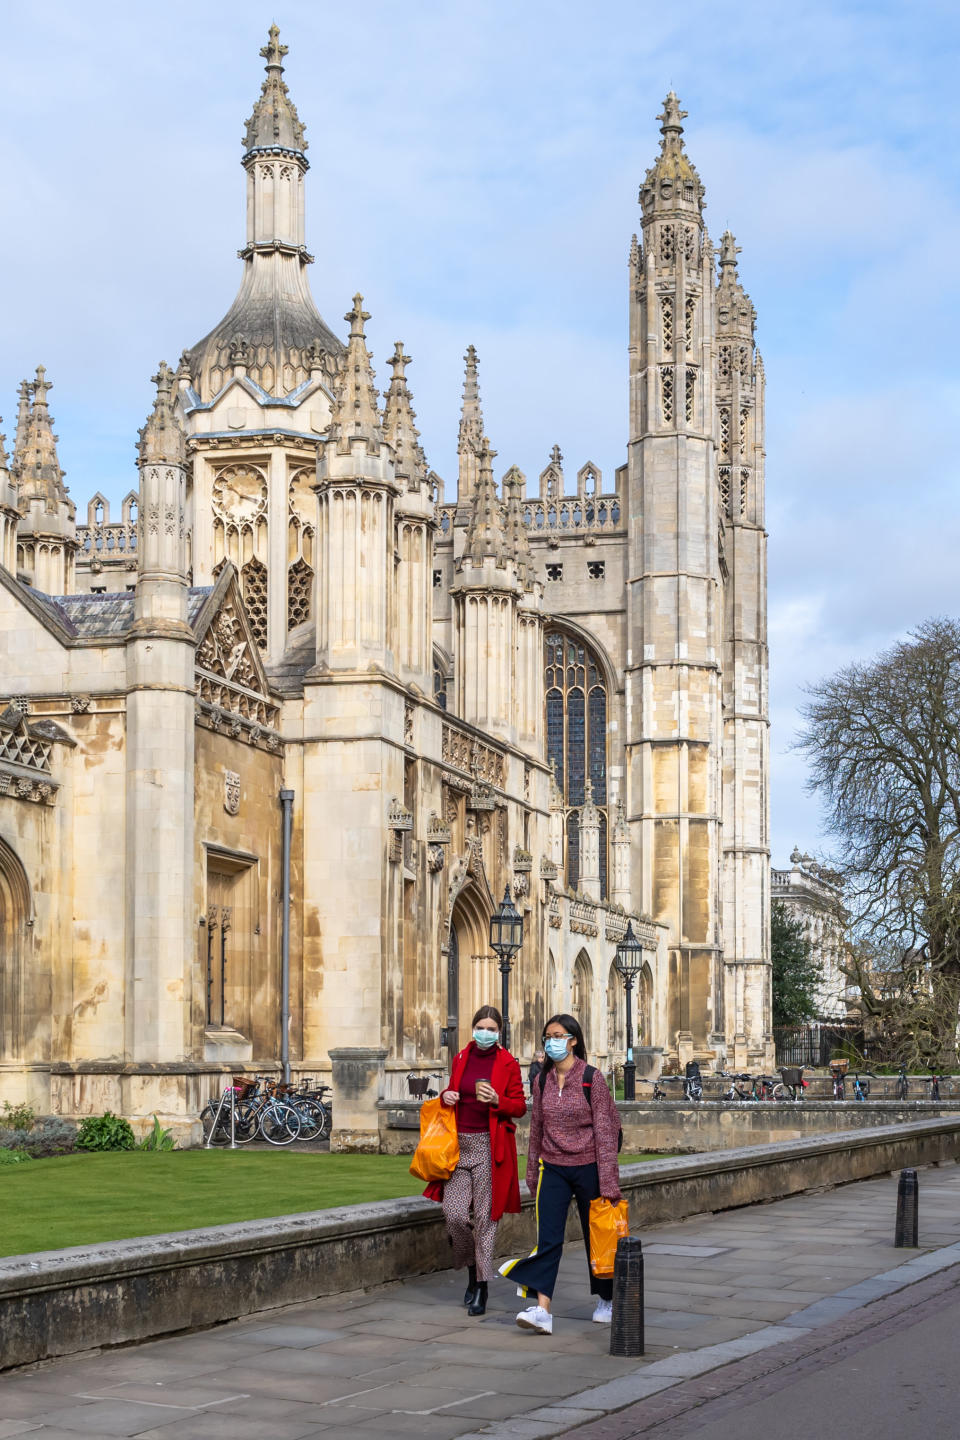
[0,30,771,1143]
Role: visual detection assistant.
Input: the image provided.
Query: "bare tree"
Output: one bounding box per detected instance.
[797,618,960,1067]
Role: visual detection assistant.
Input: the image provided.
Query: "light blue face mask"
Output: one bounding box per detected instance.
[473,1028,499,1049]
[544,1035,572,1062]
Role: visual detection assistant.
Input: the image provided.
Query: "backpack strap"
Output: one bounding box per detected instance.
[539,1061,595,1095]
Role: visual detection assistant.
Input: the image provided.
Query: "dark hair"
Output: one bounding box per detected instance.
[541,1013,587,1076]
[472,1004,503,1029]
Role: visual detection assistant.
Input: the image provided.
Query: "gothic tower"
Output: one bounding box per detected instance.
[182,27,344,663]
[626,96,724,1058]
[0,422,17,574]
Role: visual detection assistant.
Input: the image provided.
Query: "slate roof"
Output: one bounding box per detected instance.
[43,588,212,639]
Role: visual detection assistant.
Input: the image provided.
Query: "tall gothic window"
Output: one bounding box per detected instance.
[544,629,608,896]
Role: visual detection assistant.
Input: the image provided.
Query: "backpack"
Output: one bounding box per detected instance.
[539,1063,623,1152]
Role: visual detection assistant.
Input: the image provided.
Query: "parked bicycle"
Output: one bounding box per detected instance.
[772,1065,809,1101]
[895,1064,909,1101]
[751,1073,776,1101]
[201,1076,305,1146]
[922,1072,944,1101]
[717,1069,754,1102]
[658,1063,704,1103]
[830,1059,849,1100]
[406,1070,444,1100]
[850,1071,873,1102]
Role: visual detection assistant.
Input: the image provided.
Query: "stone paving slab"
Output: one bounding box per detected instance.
[7,1162,960,1438]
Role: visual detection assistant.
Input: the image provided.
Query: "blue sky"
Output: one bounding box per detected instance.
[2,0,958,865]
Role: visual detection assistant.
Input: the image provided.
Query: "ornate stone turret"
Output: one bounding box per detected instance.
[386,344,435,692]
[455,345,484,524]
[612,796,631,909]
[14,367,77,593]
[0,423,18,573]
[716,228,769,1062]
[579,777,601,901]
[125,365,196,1068]
[185,27,343,399]
[315,296,399,673]
[452,440,519,742]
[132,363,190,637]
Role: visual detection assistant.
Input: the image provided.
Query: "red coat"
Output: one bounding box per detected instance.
[423,1043,526,1221]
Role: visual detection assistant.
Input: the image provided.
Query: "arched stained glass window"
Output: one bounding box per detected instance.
[544,628,609,897]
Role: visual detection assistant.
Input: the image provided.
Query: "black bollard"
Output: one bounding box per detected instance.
[894,1168,919,1247]
[610,1235,644,1357]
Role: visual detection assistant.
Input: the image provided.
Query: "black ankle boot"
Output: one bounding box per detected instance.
[463,1266,478,1306]
[467,1281,488,1316]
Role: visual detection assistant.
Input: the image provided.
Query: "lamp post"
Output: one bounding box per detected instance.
[615,921,643,1101]
[490,885,524,1051]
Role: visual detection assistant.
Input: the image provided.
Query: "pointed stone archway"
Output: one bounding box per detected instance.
[448,881,493,1055]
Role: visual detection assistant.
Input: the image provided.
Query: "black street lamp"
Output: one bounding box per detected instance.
[614,921,643,1101]
[490,885,524,1050]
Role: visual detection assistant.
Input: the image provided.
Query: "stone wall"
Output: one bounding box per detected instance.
[2,1118,957,1370]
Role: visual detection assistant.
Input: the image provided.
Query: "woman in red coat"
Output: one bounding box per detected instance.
[423,1005,526,1315]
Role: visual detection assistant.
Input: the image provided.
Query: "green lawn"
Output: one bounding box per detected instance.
[0,1149,665,1258]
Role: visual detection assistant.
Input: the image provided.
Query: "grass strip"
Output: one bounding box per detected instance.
[0,1149,663,1258]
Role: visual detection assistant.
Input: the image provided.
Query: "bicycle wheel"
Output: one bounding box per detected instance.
[200,1101,231,1146]
[292,1099,327,1142]
[772,1083,791,1101]
[260,1101,301,1145]
[231,1101,261,1144]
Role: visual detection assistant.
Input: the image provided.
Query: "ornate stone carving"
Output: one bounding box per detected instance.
[427,844,445,874]
[513,846,533,872]
[388,798,413,832]
[426,812,451,845]
[441,720,505,788]
[70,696,91,714]
[224,770,241,816]
[512,872,529,898]
[404,700,414,746]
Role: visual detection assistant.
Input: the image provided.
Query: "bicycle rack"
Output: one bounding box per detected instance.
[205,1085,237,1150]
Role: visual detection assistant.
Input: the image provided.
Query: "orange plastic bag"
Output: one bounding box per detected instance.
[409,1096,460,1182]
[589,1197,630,1277]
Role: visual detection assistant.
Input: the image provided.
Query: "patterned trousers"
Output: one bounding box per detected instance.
[442,1131,497,1281]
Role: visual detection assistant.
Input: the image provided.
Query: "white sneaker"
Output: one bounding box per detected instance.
[592,1298,613,1324]
[516,1304,553,1334]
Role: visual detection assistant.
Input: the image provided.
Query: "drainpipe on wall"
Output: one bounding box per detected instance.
[279,788,294,1086]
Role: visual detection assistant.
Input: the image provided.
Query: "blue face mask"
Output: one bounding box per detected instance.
[473,1028,499,1049]
[544,1036,572,1062]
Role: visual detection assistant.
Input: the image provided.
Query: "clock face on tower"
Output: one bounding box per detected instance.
[212,466,268,527]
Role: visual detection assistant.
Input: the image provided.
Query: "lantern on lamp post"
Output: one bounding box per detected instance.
[614,920,643,1101]
[489,885,524,1050]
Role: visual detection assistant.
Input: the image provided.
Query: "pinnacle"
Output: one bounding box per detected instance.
[138,361,186,466]
[462,437,511,568]
[243,24,306,156]
[17,365,69,504]
[383,341,426,486]
[657,92,688,135]
[503,465,534,587]
[458,345,484,451]
[719,231,741,271]
[329,294,383,454]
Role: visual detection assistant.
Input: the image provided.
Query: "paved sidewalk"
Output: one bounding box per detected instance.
[3,1162,960,1439]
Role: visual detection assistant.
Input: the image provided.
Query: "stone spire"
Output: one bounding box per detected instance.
[11,379,32,483]
[502,465,534,588]
[456,345,484,519]
[383,343,426,490]
[243,25,306,157]
[17,367,71,509]
[639,93,705,217]
[328,296,383,455]
[716,230,756,339]
[185,27,342,401]
[137,361,186,466]
[0,419,18,574]
[461,439,510,567]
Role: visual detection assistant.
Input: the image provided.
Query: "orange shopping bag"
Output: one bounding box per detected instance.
[588,1197,630,1277]
[409,1096,460,1182]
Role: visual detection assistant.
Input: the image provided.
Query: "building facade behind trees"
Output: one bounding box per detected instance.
[0,31,771,1144]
